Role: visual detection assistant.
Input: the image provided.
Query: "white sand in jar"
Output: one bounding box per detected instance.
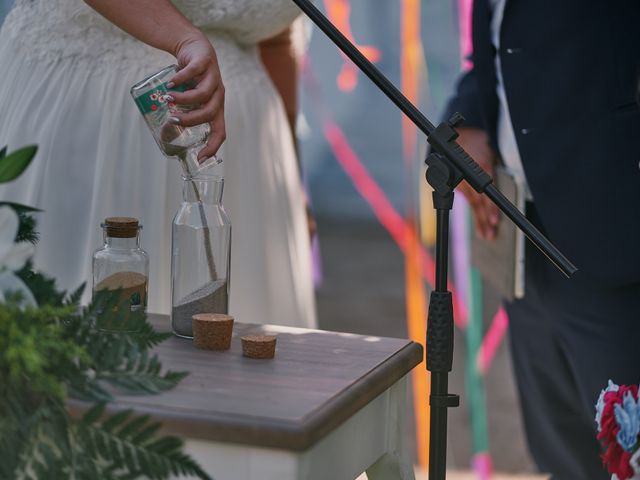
[171,279,228,337]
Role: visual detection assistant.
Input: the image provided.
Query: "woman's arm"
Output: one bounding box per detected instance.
[84,0,226,159]
[84,0,198,57]
[260,28,317,240]
[259,27,298,143]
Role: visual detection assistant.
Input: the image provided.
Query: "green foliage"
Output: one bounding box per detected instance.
[0,289,211,479]
[4,202,42,245]
[0,302,88,400]
[0,144,40,244]
[15,261,66,307]
[77,405,210,480]
[0,145,211,479]
[0,145,37,183]
[15,210,39,244]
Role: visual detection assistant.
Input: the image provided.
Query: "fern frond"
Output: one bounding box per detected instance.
[67,379,114,403]
[15,262,66,307]
[74,290,169,350]
[65,283,86,307]
[12,399,69,480]
[79,409,212,480]
[96,352,188,396]
[0,394,30,478]
[0,200,42,246]
[15,210,39,244]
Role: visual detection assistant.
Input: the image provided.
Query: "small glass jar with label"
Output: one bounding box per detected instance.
[93,217,149,314]
[130,64,221,178]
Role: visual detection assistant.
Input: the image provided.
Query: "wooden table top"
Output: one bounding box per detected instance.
[93,314,423,451]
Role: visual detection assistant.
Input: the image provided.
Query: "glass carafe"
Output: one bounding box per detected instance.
[171,174,231,338]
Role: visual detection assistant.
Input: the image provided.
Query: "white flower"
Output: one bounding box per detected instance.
[0,270,37,307]
[596,380,621,431]
[0,206,34,272]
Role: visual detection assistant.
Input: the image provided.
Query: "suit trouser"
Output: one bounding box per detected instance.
[505,204,640,480]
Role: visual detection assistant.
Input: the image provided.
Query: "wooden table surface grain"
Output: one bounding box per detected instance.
[93,314,423,451]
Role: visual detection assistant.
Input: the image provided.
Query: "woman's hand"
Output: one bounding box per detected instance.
[166,34,226,162]
[455,127,501,240]
[83,1,227,161]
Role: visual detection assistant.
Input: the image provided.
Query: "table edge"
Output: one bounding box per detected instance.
[68,338,424,451]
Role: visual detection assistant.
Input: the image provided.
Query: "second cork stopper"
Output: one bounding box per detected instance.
[241,335,277,359]
[192,313,234,350]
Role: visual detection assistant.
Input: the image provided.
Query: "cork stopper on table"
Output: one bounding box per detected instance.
[241,335,277,359]
[192,313,234,350]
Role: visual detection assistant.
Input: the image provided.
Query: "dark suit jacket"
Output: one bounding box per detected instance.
[446,0,640,287]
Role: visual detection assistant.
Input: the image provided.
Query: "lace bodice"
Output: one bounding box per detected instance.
[173,0,301,46]
[0,0,301,78]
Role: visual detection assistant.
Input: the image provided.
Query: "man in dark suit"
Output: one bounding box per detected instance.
[446,1,640,478]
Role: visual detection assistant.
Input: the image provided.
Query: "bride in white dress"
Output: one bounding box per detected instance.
[0,0,317,329]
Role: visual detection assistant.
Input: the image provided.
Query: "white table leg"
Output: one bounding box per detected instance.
[365,378,415,480]
[182,440,299,479]
[365,452,415,480]
[179,376,414,480]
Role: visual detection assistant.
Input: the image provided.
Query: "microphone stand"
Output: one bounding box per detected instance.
[291,0,578,478]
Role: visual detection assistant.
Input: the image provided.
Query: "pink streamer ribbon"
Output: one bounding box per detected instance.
[476,307,509,375]
[472,452,493,480]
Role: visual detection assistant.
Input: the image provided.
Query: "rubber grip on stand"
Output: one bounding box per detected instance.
[427,291,454,373]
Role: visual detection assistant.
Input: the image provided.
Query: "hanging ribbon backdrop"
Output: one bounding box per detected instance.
[302,1,511,476]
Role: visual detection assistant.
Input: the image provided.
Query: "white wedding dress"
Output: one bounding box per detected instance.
[0,0,317,328]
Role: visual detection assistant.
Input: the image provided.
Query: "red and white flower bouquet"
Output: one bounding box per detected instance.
[596,381,640,480]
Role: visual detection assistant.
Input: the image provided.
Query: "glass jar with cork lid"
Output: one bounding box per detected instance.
[93,217,149,314]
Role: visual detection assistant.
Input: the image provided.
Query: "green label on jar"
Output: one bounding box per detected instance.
[93,272,148,330]
[134,82,187,115]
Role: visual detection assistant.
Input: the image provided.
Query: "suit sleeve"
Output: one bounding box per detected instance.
[442,66,487,131]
